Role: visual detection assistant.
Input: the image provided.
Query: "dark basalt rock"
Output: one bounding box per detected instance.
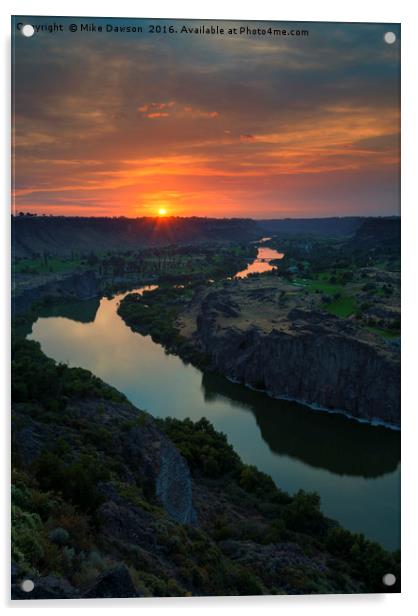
[193,294,400,426]
[13,399,197,526]
[97,497,158,551]
[83,565,142,599]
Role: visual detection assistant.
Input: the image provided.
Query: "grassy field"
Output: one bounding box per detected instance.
[13,257,83,275]
[367,326,400,340]
[291,276,357,317]
[326,296,357,318]
[292,277,343,294]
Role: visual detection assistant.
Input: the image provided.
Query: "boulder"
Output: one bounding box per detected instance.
[83,565,142,599]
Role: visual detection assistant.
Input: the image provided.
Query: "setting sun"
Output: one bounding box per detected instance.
[158,208,167,217]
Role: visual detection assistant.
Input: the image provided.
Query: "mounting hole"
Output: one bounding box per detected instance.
[21,24,35,38]
[384,32,396,45]
[382,573,396,587]
[20,579,35,593]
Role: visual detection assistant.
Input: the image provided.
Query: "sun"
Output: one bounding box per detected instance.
[157,207,167,217]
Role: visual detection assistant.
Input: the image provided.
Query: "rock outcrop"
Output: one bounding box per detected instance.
[83,566,142,599]
[12,399,196,526]
[192,292,400,426]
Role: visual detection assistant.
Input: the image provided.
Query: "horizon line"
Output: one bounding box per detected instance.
[12,213,400,221]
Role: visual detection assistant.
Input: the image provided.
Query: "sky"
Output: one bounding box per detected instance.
[12,17,401,219]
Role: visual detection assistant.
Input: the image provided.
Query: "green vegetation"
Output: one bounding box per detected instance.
[367,326,400,340]
[12,338,125,411]
[118,284,210,368]
[157,416,289,503]
[295,278,344,295]
[31,452,109,514]
[290,275,358,318]
[117,285,187,347]
[278,231,400,328]
[14,243,256,280]
[157,416,241,479]
[13,256,83,275]
[157,417,400,593]
[326,295,358,318]
[12,470,100,580]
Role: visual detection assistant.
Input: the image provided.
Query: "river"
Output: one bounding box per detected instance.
[27,261,400,550]
[235,240,284,278]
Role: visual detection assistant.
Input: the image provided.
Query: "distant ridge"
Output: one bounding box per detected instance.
[12,216,260,257]
[12,214,400,257]
[257,216,400,237]
[348,217,400,254]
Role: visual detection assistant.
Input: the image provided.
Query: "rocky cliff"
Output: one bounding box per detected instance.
[192,290,400,427]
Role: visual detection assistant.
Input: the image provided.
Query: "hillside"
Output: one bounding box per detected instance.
[257,217,366,237]
[348,217,401,255]
[11,338,400,598]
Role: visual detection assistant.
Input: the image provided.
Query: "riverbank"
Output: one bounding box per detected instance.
[227,376,400,431]
[118,276,400,427]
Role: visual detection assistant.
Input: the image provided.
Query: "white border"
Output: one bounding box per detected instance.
[2,1,417,614]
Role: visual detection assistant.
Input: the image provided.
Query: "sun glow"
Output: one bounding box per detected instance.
[157,207,168,217]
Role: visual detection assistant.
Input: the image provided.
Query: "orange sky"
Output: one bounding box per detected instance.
[12,18,400,218]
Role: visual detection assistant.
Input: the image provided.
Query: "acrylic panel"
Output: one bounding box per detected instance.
[11,16,401,599]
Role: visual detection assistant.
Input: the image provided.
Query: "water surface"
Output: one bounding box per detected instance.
[235,245,284,278]
[28,287,400,550]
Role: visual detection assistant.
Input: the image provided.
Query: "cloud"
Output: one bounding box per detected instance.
[144,112,170,119]
[183,106,219,119]
[11,17,400,217]
[137,101,219,120]
[138,101,176,112]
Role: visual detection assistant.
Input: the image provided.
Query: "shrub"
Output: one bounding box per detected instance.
[264,517,288,543]
[48,527,70,545]
[12,338,125,411]
[239,465,289,504]
[157,417,241,478]
[31,451,109,514]
[229,566,264,595]
[325,527,400,592]
[12,503,45,572]
[284,490,325,534]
